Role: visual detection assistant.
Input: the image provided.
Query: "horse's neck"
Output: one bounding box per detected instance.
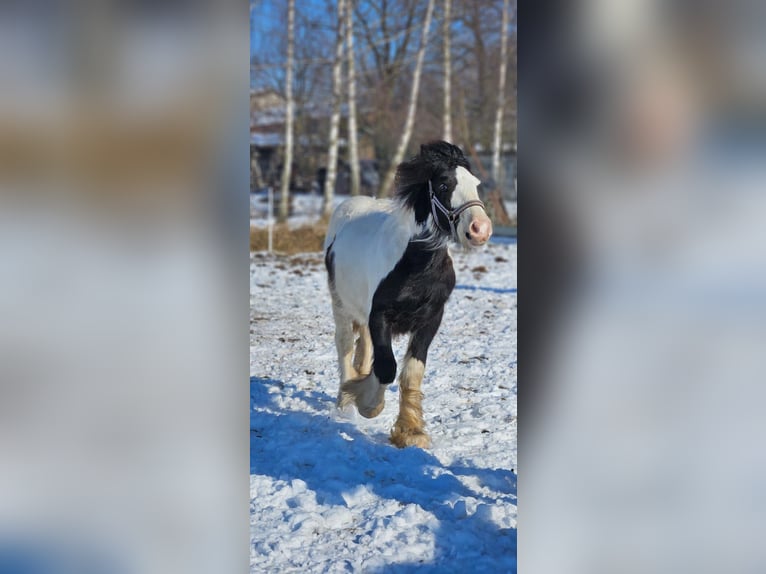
[397,240,451,281]
[387,200,422,239]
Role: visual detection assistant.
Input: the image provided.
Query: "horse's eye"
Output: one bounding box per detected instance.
[439,183,448,192]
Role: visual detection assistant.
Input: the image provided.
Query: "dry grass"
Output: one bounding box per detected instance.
[250,221,328,254]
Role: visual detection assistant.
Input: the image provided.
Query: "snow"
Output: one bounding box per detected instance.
[250,191,346,229]
[250,240,517,572]
[504,200,517,221]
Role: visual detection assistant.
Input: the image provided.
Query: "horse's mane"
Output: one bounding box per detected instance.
[394,141,471,227]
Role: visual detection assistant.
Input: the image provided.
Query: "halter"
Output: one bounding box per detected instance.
[428,180,487,241]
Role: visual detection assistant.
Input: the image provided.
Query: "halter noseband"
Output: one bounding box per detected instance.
[428,180,486,241]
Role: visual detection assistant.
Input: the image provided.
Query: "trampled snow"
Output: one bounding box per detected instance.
[250,240,517,573]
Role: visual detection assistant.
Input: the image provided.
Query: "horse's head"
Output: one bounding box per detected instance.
[395,141,493,248]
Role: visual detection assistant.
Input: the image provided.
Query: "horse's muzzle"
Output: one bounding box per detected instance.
[467,215,492,245]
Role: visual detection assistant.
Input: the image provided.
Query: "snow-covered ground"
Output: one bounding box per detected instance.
[250,240,517,573]
[250,191,344,228]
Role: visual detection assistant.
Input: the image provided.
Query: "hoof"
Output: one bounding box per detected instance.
[339,374,386,419]
[358,400,385,419]
[390,428,431,449]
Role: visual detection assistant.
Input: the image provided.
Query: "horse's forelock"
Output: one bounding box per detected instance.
[419,141,471,174]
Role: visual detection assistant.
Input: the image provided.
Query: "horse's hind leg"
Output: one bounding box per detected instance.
[339,309,389,418]
[352,322,373,377]
[332,303,358,406]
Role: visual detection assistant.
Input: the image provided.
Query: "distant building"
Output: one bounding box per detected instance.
[250,89,376,194]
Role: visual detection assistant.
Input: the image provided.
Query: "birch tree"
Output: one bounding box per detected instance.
[345,0,361,196]
[442,0,453,142]
[354,0,419,168]
[323,0,347,218]
[379,0,436,197]
[278,0,295,223]
[491,0,510,185]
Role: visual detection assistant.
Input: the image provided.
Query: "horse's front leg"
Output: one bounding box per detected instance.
[390,310,443,448]
[338,307,391,418]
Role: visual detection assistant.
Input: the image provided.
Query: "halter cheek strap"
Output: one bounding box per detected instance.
[428,180,487,241]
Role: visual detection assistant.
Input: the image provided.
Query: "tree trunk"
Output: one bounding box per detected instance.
[251,152,265,190]
[278,0,295,223]
[378,0,436,197]
[465,1,489,149]
[442,0,452,143]
[345,0,361,196]
[457,87,472,151]
[323,0,347,218]
[491,0,510,185]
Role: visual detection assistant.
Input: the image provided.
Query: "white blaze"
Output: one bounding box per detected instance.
[454,165,481,204]
[453,166,490,247]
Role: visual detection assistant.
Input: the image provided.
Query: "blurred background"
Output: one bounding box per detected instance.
[249,0,517,252]
[0,1,248,573]
[520,0,766,572]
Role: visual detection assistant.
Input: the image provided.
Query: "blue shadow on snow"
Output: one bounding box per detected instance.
[454,285,517,294]
[251,376,517,573]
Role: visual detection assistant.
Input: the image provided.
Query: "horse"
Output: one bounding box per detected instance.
[323,141,493,448]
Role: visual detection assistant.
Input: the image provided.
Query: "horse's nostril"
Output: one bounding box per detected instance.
[469,220,486,236]
[467,219,491,244]
[465,232,471,239]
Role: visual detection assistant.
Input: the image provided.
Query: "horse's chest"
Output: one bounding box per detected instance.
[373,247,456,335]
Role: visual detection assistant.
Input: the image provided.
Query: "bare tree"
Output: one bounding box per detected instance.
[457,0,490,148]
[442,0,453,142]
[278,0,296,223]
[354,0,420,172]
[250,0,516,208]
[323,0,347,217]
[379,0,436,197]
[491,0,510,184]
[345,0,361,196]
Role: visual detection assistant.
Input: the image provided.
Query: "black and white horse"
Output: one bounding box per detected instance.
[324,141,492,448]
